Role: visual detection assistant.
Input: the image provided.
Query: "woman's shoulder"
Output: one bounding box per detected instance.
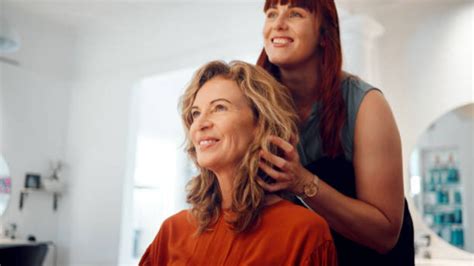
[341,71,379,95]
[159,209,194,231]
[139,209,196,265]
[264,199,331,233]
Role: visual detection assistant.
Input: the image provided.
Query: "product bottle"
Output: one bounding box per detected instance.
[430,156,441,189]
[447,154,459,183]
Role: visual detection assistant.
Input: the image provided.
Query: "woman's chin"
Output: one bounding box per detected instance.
[268,56,289,65]
[268,57,299,68]
[197,159,218,172]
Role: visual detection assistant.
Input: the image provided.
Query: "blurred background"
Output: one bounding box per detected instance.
[0,0,472,265]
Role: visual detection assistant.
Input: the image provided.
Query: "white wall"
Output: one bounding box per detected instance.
[0,60,4,152]
[0,4,76,265]
[363,0,473,260]
[0,67,3,153]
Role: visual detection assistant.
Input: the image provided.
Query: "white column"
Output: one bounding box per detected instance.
[339,12,385,84]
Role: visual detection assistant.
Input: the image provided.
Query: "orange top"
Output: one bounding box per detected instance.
[140,200,337,266]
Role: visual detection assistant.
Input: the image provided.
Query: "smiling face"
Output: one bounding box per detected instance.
[189,76,256,174]
[263,3,321,67]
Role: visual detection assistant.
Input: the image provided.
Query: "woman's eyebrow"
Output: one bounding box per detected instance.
[210,98,232,105]
[191,98,232,110]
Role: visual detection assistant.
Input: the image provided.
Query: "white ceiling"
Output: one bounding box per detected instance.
[1,0,457,77]
[2,0,413,31]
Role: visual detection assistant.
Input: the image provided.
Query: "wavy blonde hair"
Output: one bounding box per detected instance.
[180,60,299,233]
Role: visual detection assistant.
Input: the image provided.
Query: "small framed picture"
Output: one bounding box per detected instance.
[25,173,41,189]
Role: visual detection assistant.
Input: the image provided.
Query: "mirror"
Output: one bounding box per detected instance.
[409,103,473,253]
[0,154,11,216]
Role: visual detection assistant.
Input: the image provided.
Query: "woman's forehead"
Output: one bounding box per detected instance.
[264,0,316,12]
[193,78,244,105]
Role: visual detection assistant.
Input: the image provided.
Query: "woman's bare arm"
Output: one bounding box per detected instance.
[258,90,405,253]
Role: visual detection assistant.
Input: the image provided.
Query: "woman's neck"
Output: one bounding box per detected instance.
[214,170,234,209]
[278,58,320,119]
[264,194,283,206]
[215,170,283,210]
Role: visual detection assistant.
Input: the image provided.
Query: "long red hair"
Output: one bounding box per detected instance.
[257,0,345,158]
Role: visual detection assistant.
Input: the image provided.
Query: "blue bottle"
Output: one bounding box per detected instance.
[446,154,459,183]
[454,208,462,224]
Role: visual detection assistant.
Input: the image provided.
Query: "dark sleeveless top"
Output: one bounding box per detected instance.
[295,73,415,266]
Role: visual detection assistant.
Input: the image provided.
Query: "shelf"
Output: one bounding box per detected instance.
[417,148,465,249]
[20,188,61,194]
[423,183,462,191]
[19,188,61,211]
[424,204,463,210]
[430,223,464,228]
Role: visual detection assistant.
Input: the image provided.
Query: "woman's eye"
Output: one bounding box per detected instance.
[191,110,200,120]
[214,104,227,112]
[266,11,278,19]
[289,11,303,18]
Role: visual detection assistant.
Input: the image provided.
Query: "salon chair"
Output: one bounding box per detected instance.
[0,243,48,266]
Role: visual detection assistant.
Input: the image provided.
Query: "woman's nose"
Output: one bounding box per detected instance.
[196,115,213,131]
[273,14,288,30]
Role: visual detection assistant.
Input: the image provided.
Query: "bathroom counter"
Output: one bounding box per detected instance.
[416,258,474,266]
[0,238,41,247]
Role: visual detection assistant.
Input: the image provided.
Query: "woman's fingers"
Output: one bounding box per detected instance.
[289,134,298,146]
[268,135,298,161]
[257,135,305,194]
[258,160,291,181]
[257,177,291,192]
[260,149,288,170]
[268,135,293,152]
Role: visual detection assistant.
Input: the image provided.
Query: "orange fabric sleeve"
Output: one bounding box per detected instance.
[138,244,152,266]
[139,217,173,266]
[304,239,338,266]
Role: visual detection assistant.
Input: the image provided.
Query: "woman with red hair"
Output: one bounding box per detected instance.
[256,1,415,265]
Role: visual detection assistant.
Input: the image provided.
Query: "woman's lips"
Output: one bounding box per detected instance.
[198,139,219,150]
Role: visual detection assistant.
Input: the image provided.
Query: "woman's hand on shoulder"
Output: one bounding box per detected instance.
[257,135,311,195]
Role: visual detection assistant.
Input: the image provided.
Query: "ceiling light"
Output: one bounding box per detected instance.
[0,17,20,53]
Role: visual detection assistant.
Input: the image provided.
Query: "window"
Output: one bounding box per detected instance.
[130,67,196,262]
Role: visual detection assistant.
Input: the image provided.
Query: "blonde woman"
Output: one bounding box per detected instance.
[140,61,337,265]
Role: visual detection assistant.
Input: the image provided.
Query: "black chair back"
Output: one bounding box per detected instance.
[0,243,48,266]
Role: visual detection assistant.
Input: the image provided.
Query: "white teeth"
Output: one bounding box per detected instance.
[199,140,217,147]
[273,38,291,44]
